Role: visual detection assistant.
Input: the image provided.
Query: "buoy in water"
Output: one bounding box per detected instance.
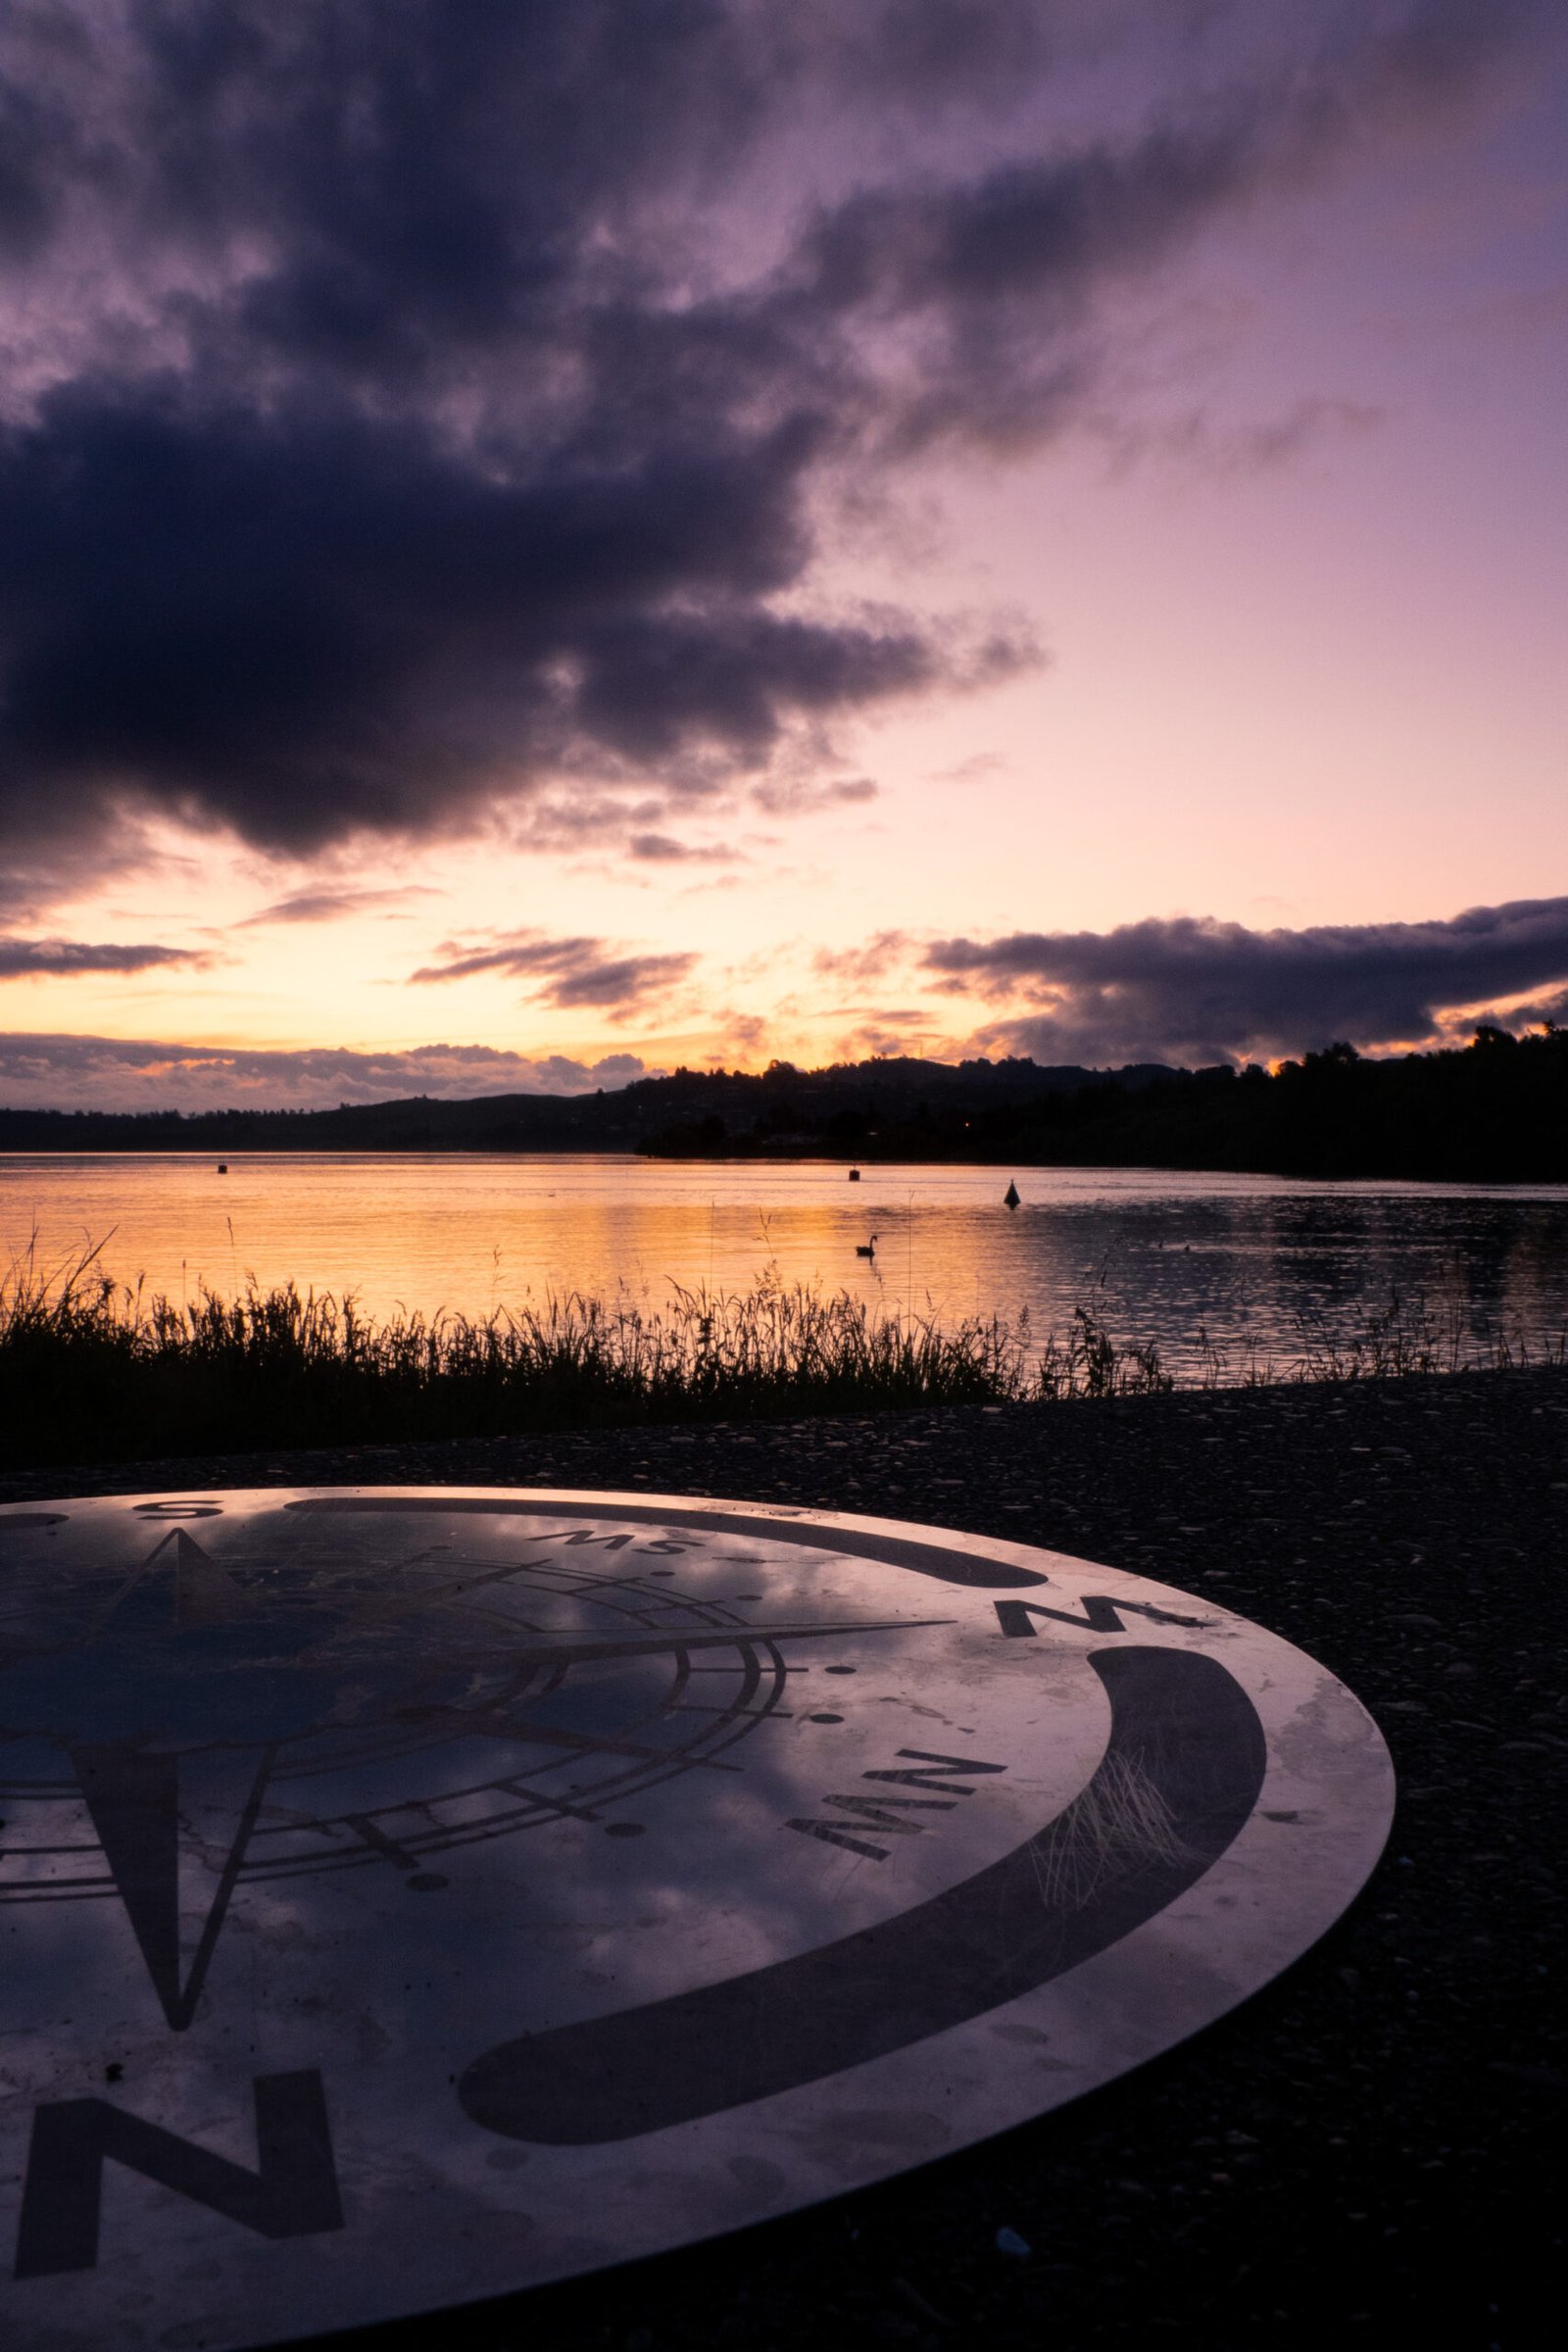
[217,1163,228,1175]
[848,1166,861,1181]
[1004,1179,1020,1208]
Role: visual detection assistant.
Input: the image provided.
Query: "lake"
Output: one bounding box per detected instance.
[3,1153,1565,1383]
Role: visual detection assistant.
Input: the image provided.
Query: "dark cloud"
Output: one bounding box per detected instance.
[0,390,948,858]
[751,772,881,816]
[1101,396,1386,479]
[0,936,203,979]
[1455,988,1568,1036]
[927,896,1568,1063]
[834,1009,950,1062]
[627,834,741,865]
[812,930,910,985]
[410,930,696,1014]
[0,1,1544,886]
[239,886,442,926]
[505,796,665,856]
[0,1031,652,1113]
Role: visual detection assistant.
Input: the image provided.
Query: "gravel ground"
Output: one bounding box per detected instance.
[3,1369,1564,2352]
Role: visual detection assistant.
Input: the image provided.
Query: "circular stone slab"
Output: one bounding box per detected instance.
[0,1487,1393,2348]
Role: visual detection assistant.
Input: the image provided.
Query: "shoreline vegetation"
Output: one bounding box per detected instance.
[1,1026,1564,1183]
[3,1244,1562,1471]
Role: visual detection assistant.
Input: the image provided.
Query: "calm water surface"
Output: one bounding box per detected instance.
[4,1153,1565,1382]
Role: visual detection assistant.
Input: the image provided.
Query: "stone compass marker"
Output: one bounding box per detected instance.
[0,1487,1393,2348]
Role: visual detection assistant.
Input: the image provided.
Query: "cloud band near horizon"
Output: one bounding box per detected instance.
[0,1035,655,1116]
[0,896,1562,1114]
[926,897,1568,1065]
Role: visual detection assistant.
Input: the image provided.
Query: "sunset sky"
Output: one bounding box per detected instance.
[1,1,1565,1109]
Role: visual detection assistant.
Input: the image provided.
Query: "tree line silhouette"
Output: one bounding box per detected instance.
[1,1025,1562,1182]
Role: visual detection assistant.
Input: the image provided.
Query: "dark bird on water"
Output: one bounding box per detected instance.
[1004,1180,1020,1208]
[856,1235,879,1258]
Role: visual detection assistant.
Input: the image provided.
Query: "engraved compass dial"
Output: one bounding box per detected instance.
[0,1488,1394,2351]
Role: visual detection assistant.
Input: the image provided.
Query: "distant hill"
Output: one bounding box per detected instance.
[1,1031,1563,1181]
[0,1054,1175,1156]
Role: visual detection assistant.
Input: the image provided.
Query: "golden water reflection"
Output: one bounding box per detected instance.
[3,1153,1565,1383]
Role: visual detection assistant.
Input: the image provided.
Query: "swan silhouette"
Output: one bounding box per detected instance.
[856,1234,879,1258]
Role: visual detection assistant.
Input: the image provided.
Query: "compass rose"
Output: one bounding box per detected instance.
[0,1506,943,2032]
[0,1487,1395,2352]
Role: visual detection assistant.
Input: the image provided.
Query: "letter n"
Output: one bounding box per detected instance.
[994,1596,1206,1639]
[14,2071,343,2278]
[995,1595,1128,1637]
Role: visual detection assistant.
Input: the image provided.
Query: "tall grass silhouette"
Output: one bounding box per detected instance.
[1,1236,1559,1467]
[0,1237,1047,1465]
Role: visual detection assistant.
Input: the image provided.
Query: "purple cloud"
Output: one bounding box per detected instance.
[410,930,696,1013]
[238,886,442,926]
[0,1033,654,1114]
[0,937,203,980]
[0,1,1544,896]
[927,896,1568,1062]
[627,834,742,865]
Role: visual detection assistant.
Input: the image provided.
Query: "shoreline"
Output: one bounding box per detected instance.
[3,1355,1565,1502]
[5,1141,1567,1188]
[3,1368,1561,2347]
